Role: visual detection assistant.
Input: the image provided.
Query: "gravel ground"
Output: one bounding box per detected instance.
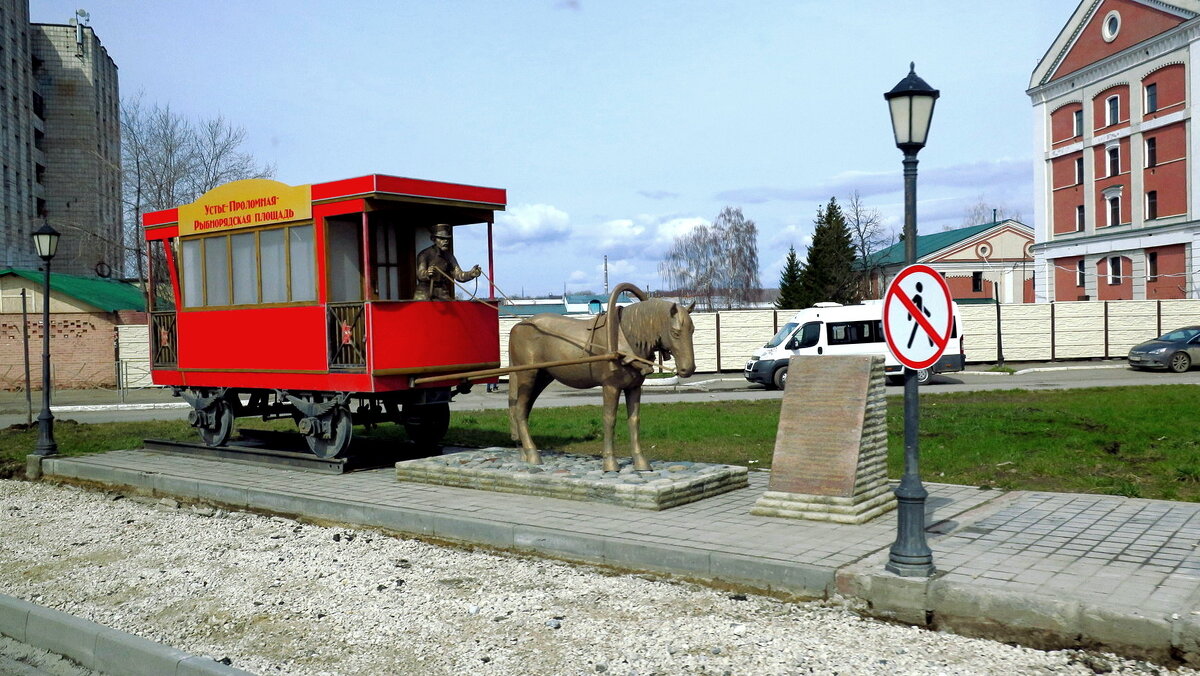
[0,479,1190,676]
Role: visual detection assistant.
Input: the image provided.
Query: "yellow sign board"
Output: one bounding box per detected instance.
[177,179,312,236]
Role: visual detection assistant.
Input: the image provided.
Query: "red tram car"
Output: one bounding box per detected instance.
[142,175,505,458]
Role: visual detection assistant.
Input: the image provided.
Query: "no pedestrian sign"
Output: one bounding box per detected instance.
[883,264,953,370]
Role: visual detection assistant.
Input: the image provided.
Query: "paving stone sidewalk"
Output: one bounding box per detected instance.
[30,448,1200,666]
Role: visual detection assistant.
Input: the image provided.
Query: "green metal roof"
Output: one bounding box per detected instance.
[864,221,1006,267]
[1,268,145,311]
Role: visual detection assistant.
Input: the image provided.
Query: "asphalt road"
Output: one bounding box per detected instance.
[3,360,1198,428]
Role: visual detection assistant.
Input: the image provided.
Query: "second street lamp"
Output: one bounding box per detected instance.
[884,63,938,577]
[32,221,60,457]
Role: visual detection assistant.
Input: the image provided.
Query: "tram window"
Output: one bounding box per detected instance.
[327,219,363,302]
[373,221,403,300]
[260,229,287,303]
[289,225,316,302]
[148,239,175,311]
[181,239,203,308]
[230,232,257,304]
[204,236,230,306]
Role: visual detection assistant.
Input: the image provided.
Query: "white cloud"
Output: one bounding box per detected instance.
[495,203,571,250]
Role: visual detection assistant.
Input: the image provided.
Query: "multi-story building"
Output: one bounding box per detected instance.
[0,4,120,276]
[1031,0,1200,302]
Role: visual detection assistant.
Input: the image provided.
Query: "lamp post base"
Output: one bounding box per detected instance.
[886,480,934,577]
[34,407,57,457]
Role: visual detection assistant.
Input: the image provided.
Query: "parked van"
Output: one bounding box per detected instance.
[743,301,965,389]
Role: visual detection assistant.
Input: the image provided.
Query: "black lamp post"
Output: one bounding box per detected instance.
[884,63,939,577]
[32,221,60,457]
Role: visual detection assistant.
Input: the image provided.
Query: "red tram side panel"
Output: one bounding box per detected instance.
[142,175,505,458]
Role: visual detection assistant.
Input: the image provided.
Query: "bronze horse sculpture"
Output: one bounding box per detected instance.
[507,283,696,472]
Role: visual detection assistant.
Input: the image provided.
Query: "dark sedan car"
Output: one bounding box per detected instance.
[1128,326,1200,373]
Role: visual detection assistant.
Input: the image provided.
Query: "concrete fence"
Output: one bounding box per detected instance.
[500,300,1200,372]
[108,300,1200,386]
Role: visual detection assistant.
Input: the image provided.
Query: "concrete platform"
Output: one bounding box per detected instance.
[31,448,1200,666]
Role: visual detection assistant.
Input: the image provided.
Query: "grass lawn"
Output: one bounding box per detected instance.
[4,385,1199,501]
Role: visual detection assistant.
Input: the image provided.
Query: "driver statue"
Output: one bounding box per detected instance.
[414,223,482,301]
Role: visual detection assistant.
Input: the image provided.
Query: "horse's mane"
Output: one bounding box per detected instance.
[618,300,672,358]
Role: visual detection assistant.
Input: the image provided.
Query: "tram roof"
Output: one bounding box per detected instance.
[143,174,506,228]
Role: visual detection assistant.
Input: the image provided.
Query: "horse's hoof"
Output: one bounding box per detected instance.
[634,460,652,472]
[602,460,618,472]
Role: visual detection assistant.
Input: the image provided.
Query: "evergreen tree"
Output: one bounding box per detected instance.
[796,197,859,307]
[775,246,804,309]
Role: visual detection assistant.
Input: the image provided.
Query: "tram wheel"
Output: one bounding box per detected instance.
[404,402,450,451]
[198,398,233,447]
[305,406,353,459]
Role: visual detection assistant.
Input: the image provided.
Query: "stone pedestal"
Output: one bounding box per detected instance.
[397,448,748,511]
[752,355,896,524]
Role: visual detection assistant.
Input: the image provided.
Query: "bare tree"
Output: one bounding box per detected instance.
[959,195,1023,229]
[845,191,894,295]
[659,206,760,311]
[121,92,274,278]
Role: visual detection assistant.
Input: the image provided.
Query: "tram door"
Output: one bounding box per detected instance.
[147,238,178,368]
[326,217,366,370]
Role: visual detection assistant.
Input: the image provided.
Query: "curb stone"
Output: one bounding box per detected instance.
[0,594,255,676]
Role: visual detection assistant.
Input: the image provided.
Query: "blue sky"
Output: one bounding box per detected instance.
[34,1,1072,296]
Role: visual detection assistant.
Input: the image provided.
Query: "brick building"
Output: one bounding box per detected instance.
[1030,0,1200,301]
[0,4,121,276]
[0,269,144,390]
[862,220,1035,303]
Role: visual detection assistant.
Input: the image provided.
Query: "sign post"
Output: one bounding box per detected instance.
[882,264,952,577]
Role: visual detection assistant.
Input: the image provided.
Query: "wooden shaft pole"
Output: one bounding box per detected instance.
[411,353,620,386]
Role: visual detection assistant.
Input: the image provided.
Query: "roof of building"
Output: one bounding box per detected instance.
[863,220,1027,268]
[0,268,145,312]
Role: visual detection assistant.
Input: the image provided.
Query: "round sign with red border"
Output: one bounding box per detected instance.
[883,264,954,370]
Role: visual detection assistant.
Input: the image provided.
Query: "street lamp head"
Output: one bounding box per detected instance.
[885,62,939,153]
[31,221,60,261]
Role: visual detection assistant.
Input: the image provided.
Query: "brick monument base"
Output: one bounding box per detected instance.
[751,355,896,524]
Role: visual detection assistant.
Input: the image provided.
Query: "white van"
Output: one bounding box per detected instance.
[743,301,965,390]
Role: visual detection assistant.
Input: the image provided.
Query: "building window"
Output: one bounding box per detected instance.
[1109,256,1123,285]
[1102,10,1121,42]
[1074,156,1084,184]
[1073,109,1083,137]
[1106,96,1120,126]
[1148,252,1159,282]
[1146,191,1158,220]
[1107,195,1121,227]
[1076,260,1086,287]
[1107,146,1120,176]
[1146,83,1158,113]
[1145,137,1157,168]
[972,271,983,293]
[1076,204,1085,231]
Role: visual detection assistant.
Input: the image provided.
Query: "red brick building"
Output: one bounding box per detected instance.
[0,269,145,390]
[1031,0,1200,301]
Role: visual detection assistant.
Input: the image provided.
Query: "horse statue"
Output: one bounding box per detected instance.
[507,283,696,472]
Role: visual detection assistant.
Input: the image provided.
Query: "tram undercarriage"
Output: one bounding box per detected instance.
[175,386,457,459]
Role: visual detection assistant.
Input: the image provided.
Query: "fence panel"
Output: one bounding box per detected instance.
[115,325,152,387]
[1053,301,1105,359]
[1107,301,1159,357]
[960,305,998,363]
[1160,300,1200,336]
[716,310,776,371]
[996,304,1053,361]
